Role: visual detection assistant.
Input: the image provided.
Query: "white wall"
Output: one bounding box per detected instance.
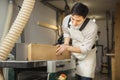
[96,20,113,49]
[96,19,113,72]
[25,1,57,44]
[12,0,57,45]
[97,20,107,47]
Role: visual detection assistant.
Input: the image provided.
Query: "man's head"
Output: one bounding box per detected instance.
[70,2,89,26]
[71,2,89,18]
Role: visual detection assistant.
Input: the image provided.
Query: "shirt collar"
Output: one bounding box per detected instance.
[69,20,82,30]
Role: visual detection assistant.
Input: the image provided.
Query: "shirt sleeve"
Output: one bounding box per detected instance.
[79,21,98,54]
[62,15,71,38]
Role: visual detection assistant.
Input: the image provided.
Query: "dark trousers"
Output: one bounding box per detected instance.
[76,74,93,80]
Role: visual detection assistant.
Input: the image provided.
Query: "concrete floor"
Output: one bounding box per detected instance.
[94,73,111,80]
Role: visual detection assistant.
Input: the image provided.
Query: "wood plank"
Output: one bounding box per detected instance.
[28,43,71,61]
[115,2,120,80]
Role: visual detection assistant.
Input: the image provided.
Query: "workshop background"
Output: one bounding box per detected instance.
[0,0,120,80]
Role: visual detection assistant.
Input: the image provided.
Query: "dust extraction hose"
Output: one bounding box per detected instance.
[0,0,35,60]
[0,0,35,79]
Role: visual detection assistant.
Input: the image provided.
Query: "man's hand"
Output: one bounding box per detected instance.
[56,44,68,56]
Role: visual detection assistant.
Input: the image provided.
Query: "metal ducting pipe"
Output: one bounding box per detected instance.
[1,1,14,80]
[0,0,13,42]
[106,10,110,53]
[0,0,35,79]
[111,11,115,51]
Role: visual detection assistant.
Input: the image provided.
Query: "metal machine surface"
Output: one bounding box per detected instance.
[0,60,76,80]
[0,43,76,80]
[47,59,75,73]
[47,60,76,80]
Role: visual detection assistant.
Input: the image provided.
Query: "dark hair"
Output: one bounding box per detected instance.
[71,2,89,18]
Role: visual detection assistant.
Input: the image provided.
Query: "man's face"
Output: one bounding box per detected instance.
[71,14,84,27]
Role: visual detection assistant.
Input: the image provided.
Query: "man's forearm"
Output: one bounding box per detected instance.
[64,37,70,45]
[64,37,81,53]
[67,46,81,53]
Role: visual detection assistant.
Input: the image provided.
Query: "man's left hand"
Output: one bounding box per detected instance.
[56,44,68,56]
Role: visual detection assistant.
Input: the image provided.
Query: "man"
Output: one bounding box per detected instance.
[56,2,98,80]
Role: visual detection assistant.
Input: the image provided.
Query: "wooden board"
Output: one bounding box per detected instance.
[28,43,71,61]
[115,2,120,80]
